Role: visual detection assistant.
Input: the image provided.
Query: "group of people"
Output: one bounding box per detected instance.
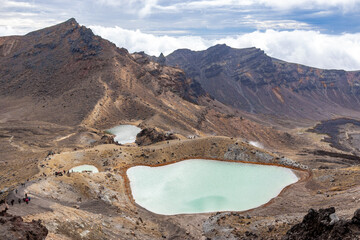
[9,194,30,205]
[54,170,68,176]
[5,190,31,209]
[0,188,33,214]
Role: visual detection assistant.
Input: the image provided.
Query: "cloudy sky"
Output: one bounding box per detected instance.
[1,0,360,70]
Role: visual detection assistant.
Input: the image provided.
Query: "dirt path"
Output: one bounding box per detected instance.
[5,178,125,219]
[54,133,76,142]
[6,181,54,216]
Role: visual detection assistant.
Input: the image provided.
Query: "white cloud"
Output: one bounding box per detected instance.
[241,17,312,30]
[159,0,360,12]
[90,25,212,55]
[0,25,21,36]
[91,25,360,70]
[96,0,158,17]
[0,17,58,36]
[257,0,360,11]
[216,30,360,70]
[0,0,34,8]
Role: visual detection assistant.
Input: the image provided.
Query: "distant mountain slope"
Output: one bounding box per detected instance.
[0,19,209,133]
[165,44,360,120]
[0,19,288,142]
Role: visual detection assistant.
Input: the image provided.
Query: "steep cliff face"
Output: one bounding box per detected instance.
[166,44,360,120]
[0,19,209,132]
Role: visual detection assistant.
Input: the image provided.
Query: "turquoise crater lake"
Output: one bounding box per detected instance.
[127,159,299,215]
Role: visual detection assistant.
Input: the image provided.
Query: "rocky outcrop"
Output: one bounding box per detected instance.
[224,143,308,169]
[203,212,242,240]
[131,51,208,104]
[283,207,360,240]
[224,144,255,162]
[135,128,177,146]
[0,210,48,240]
[98,135,116,145]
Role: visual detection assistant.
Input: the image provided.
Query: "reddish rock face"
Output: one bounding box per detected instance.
[0,18,208,129]
[165,44,360,121]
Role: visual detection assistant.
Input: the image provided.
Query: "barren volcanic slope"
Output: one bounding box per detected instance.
[2,19,360,240]
[0,18,208,130]
[166,44,360,121]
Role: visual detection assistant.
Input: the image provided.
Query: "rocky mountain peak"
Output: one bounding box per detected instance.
[207,43,230,51]
[64,17,79,25]
[25,18,80,38]
[206,44,262,56]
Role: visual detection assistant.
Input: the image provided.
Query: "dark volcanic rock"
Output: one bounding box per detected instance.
[0,210,48,240]
[99,135,116,144]
[283,207,360,240]
[308,118,360,152]
[135,128,177,146]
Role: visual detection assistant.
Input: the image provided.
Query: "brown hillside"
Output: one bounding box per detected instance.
[0,18,207,133]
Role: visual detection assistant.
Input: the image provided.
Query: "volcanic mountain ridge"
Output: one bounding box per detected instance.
[0,18,209,131]
[165,44,360,121]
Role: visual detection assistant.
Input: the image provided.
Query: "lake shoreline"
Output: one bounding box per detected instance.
[121,157,311,216]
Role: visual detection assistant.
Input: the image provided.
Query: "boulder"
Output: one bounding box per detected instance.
[135,128,177,146]
[352,208,360,224]
[99,135,115,144]
[283,207,360,240]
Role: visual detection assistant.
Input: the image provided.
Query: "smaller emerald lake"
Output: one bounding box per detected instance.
[70,165,99,173]
[127,159,298,215]
[107,125,141,144]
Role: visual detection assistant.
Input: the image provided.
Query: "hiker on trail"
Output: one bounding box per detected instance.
[25,198,29,204]
[10,199,14,206]
[18,199,21,204]
[25,193,28,198]
[15,189,18,194]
